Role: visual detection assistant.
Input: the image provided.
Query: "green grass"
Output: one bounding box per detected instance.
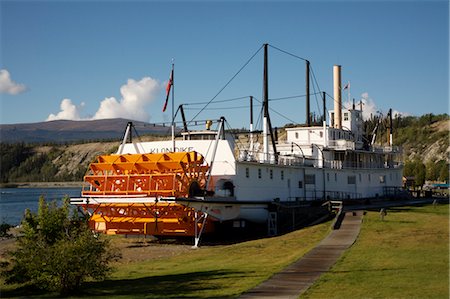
[1,221,331,298]
[301,204,449,299]
[3,204,448,298]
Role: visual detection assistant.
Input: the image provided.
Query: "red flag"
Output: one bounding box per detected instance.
[162,69,173,112]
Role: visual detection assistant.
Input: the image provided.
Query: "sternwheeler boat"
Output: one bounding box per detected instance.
[70,44,403,246]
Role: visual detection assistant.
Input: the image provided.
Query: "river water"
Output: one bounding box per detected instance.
[0,188,81,225]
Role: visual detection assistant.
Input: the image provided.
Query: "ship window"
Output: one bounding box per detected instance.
[281,170,284,180]
[295,132,299,139]
[320,131,323,138]
[223,181,235,197]
[298,181,303,188]
[368,174,371,182]
[344,113,349,121]
[348,175,356,184]
[335,173,337,181]
[245,167,249,178]
[305,174,315,185]
[359,173,362,182]
[258,168,262,179]
[270,169,273,179]
[327,173,330,182]
[379,175,385,183]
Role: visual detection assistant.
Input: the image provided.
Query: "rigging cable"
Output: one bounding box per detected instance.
[309,67,322,119]
[269,44,308,62]
[184,95,250,106]
[184,105,250,111]
[188,45,264,124]
[253,97,299,126]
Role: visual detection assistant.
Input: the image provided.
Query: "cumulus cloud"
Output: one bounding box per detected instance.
[46,77,161,122]
[0,69,27,95]
[46,99,84,121]
[92,77,160,121]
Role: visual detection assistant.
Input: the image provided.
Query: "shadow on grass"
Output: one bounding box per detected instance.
[1,270,248,298]
[81,269,248,298]
[0,283,58,298]
[331,267,406,274]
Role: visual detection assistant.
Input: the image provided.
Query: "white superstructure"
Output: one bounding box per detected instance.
[115,105,402,225]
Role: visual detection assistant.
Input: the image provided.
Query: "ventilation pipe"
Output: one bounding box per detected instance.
[333,65,342,129]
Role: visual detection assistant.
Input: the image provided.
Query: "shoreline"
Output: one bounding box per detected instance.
[0,182,84,189]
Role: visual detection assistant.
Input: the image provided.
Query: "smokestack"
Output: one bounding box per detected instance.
[333,65,342,129]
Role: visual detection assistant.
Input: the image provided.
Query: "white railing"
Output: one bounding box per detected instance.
[327,140,355,150]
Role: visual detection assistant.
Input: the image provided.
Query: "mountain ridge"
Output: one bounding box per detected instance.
[0,118,171,143]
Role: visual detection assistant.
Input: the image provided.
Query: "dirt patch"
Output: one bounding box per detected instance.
[430,119,450,132]
[110,237,192,264]
[0,234,192,265]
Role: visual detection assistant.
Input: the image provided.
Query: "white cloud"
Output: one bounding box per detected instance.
[46,77,161,122]
[343,92,409,120]
[359,92,379,120]
[0,69,27,95]
[92,77,160,121]
[46,99,83,121]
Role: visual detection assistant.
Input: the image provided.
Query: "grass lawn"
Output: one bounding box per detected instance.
[2,204,447,298]
[301,204,449,299]
[1,220,331,298]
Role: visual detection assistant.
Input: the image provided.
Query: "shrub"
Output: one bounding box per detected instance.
[2,196,121,295]
[0,222,13,238]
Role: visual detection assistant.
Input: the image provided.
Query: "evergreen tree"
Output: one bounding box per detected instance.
[415,160,426,187]
[439,162,449,182]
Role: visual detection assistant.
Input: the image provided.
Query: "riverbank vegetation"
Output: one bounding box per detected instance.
[1,197,120,296]
[1,114,449,186]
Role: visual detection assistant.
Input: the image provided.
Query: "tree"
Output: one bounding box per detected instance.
[425,160,439,181]
[415,160,426,188]
[403,159,426,188]
[2,197,121,295]
[403,160,415,177]
[438,162,449,182]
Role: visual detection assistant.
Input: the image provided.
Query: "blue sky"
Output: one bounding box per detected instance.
[0,0,448,130]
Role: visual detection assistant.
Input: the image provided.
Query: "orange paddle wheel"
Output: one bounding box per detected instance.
[78,151,215,236]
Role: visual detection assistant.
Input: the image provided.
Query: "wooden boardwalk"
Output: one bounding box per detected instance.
[239,211,363,299]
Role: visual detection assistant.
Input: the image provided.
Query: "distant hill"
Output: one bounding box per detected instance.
[0,114,448,185]
[0,118,171,143]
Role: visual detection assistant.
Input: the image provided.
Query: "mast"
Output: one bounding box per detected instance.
[249,96,254,157]
[322,91,326,122]
[388,108,393,146]
[306,60,311,126]
[322,91,327,146]
[171,62,175,151]
[263,44,269,162]
[261,44,278,163]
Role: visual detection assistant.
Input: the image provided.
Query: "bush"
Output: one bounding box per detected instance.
[0,222,13,238]
[2,197,121,295]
